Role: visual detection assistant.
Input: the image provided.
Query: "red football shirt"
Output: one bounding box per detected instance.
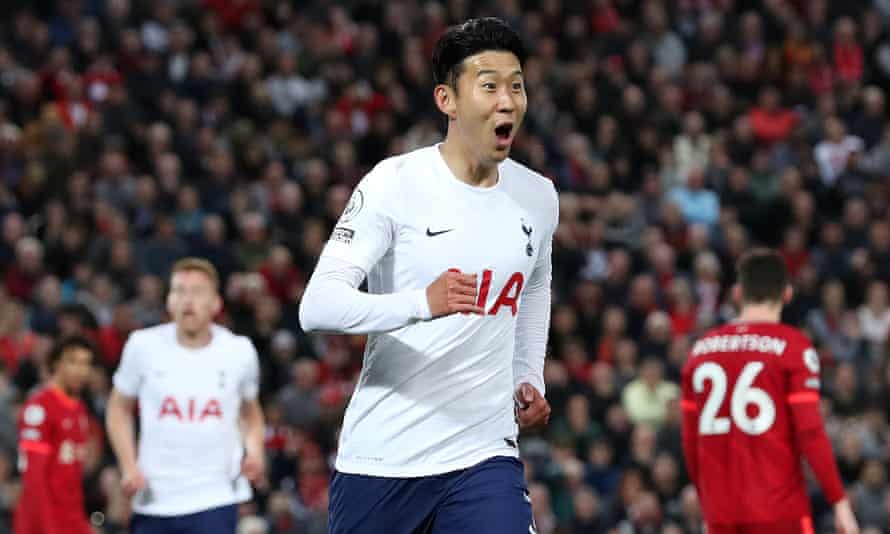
[681,322,845,525]
[14,386,91,534]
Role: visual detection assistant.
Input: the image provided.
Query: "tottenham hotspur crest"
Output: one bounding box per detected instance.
[521,219,533,257]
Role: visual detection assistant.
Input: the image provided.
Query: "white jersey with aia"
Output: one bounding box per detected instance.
[113,323,260,516]
[322,144,558,477]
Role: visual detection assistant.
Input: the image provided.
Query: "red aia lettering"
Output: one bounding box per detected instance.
[159,397,223,422]
[488,272,524,316]
[450,269,524,316]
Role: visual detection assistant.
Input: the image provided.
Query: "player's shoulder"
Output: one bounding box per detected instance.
[500,158,559,227]
[23,386,53,407]
[501,159,558,202]
[211,324,258,358]
[21,387,55,423]
[127,322,176,347]
[359,146,436,192]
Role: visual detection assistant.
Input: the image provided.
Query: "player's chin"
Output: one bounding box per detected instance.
[489,144,512,162]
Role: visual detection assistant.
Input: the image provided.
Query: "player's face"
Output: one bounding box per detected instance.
[167,270,221,335]
[451,50,526,164]
[56,347,93,394]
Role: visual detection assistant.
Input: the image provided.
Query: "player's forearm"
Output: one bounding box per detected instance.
[791,401,845,503]
[105,390,139,473]
[299,256,430,334]
[240,400,265,457]
[513,251,551,395]
[796,425,846,504]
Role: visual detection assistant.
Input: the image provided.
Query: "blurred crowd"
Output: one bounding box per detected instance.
[2,0,890,532]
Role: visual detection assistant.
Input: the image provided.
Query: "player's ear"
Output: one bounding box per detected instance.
[731,284,742,305]
[434,84,457,120]
[782,284,794,304]
[212,295,223,317]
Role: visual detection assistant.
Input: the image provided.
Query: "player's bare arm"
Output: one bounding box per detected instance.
[426,270,483,317]
[106,387,145,498]
[515,382,550,430]
[239,398,266,486]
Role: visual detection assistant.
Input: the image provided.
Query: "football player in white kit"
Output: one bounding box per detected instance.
[106,258,265,534]
[299,17,556,534]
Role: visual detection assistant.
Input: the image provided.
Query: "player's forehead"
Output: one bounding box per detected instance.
[460,50,522,79]
[170,269,214,289]
[61,346,92,363]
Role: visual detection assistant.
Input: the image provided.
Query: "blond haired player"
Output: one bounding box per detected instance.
[107,258,264,534]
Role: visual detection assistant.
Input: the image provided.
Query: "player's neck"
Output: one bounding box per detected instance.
[176,326,213,349]
[736,303,782,323]
[439,137,498,188]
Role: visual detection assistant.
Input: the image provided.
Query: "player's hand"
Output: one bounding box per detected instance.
[426,270,483,318]
[121,467,146,498]
[514,382,550,431]
[241,451,267,487]
[834,498,860,534]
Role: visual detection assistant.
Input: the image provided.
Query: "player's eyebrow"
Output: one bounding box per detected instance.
[476,69,523,78]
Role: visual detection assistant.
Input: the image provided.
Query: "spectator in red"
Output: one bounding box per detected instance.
[0,300,38,375]
[258,245,303,305]
[833,17,864,84]
[591,0,621,35]
[780,226,811,278]
[749,86,799,146]
[5,237,45,301]
[95,303,138,369]
[201,0,261,33]
[668,279,698,337]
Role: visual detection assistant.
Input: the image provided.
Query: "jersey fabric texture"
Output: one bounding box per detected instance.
[14,386,91,534]
[319,144,558,478]
[681,321,845,525]
[113,323,260,516]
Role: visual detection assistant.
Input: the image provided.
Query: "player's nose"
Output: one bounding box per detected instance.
[496,88,516,112]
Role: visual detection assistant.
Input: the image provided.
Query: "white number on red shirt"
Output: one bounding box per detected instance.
[693,361,776,436]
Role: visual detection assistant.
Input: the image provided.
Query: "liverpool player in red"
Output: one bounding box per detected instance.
[14,336,95,534]
[681,249,859,534]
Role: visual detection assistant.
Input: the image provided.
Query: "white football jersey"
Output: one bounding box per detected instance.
[322,144,558,477]
[112,323,260,516]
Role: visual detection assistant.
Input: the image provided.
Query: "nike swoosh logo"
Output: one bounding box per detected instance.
[426,228,454,237]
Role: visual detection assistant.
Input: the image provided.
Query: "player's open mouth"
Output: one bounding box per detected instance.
[494,122,513,148]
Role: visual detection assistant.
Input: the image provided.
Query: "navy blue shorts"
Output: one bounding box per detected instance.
[130,503,238,534]
[329,456,534,534]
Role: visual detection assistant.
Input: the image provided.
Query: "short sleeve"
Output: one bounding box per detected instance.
[19,398,53,450]
[239,338,261,401]
[320,164,397,273]
[112,333,143,397]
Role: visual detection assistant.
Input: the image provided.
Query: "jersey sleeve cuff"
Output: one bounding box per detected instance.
[412,288,432,321]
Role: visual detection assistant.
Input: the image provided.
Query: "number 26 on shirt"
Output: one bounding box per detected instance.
[693,362,776,436]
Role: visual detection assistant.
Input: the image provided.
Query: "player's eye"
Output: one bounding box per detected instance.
[482,82,496,91]
[512,81,524,92]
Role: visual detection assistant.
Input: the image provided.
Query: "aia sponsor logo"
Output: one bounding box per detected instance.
[449,269,524,316]
[158,397,223,422]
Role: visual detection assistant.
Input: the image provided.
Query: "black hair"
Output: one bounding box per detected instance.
[432,17,527,89]
[48,335,96,372]
[737,248,789,304]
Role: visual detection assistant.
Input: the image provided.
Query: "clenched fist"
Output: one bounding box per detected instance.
[426,270,484,317]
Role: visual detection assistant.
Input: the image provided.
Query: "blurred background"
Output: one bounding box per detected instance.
[1,0,890,532]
